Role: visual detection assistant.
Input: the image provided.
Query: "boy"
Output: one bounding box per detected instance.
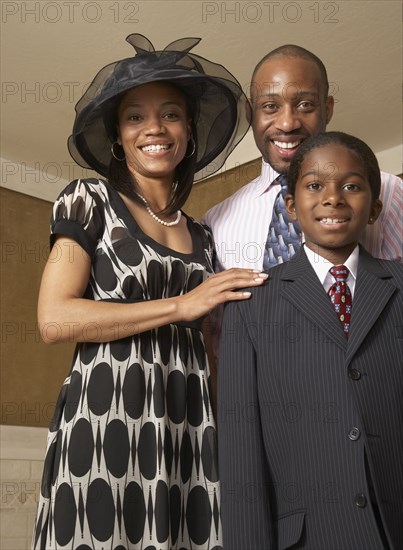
[218,132,402,549]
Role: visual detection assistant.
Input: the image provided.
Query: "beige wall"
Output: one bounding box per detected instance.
[1,158,261,429]
[184,158,262,220]
[1,188,74,428]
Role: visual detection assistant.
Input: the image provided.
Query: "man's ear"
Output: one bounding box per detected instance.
[246,99,253,125]
[326,95,334,124]
[368,199,382,224]
[285,193,298,220]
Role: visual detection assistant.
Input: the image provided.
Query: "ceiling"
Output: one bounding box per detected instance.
[1,0,402,203]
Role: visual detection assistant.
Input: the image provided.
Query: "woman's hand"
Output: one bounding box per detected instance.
[176,268,268,322]
[38,237,268,343]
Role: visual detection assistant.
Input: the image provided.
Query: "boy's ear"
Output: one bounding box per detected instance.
[285,193,298,220]
[368,199,382,225]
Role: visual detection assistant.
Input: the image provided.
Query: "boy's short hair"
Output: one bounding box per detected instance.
[287,131,381,200]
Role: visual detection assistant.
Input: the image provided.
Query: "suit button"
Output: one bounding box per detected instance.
[349,369,361,380]
[354,493,367,508]
[348,427,361,441]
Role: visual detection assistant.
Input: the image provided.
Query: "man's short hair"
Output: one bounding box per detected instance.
[251,45,329,98]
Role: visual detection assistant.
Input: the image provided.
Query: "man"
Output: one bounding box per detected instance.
[202,45,402,269]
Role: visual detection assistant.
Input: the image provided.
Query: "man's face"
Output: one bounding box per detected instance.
[250,56,334,174]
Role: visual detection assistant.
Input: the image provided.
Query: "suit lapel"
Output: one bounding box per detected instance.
[346,247,397,363]
[280,249,348,350]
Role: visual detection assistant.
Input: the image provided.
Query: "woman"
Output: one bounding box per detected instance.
[33,34,267,549]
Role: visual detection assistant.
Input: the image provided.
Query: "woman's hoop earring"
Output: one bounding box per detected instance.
[184,136,196,158]
[111,142,126,161]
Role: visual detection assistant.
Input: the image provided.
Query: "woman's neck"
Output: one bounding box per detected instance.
[129,173,175,212]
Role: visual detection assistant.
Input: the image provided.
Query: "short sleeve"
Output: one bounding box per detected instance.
[50,178,106,257]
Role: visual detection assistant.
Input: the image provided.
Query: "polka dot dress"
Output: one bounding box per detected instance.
[33,179,222,550]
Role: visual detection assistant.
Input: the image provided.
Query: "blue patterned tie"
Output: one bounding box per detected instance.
[263,175,302,270]
[328,265,352,336]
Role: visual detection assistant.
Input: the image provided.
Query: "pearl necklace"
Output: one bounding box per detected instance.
[135,193,181,227]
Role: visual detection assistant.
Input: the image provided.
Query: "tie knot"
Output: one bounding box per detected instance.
[330,265,349,282]
[277,174,288,190]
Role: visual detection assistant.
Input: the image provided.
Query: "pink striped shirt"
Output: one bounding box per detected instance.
[202,160,402,271]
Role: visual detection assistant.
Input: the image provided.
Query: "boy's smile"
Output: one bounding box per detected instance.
[285,144,382,264]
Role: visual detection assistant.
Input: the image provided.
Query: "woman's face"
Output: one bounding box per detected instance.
[117,81,191,183]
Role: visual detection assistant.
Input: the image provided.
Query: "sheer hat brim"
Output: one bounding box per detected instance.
[68,34,249,181]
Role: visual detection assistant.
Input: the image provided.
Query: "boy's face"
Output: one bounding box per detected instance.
[285,144,382,264]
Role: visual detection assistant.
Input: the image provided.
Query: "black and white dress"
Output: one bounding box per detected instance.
[33,179,222,550]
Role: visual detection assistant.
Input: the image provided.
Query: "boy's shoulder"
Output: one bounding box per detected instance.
[247,259,298,302]
[359,249,402,286]
[373,258,402,289]
[374,257,402,271]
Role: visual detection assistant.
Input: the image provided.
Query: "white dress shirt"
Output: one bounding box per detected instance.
[202,160,280,270]
[304,244,359,297]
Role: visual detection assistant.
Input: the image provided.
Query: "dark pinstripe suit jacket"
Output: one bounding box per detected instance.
[218,246,402,550]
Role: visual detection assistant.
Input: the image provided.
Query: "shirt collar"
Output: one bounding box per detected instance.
[253,159,280,197]
[344,246,359,280]
[304,244,360,285]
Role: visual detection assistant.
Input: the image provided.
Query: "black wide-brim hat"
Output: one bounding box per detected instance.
[68,34,249,181]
